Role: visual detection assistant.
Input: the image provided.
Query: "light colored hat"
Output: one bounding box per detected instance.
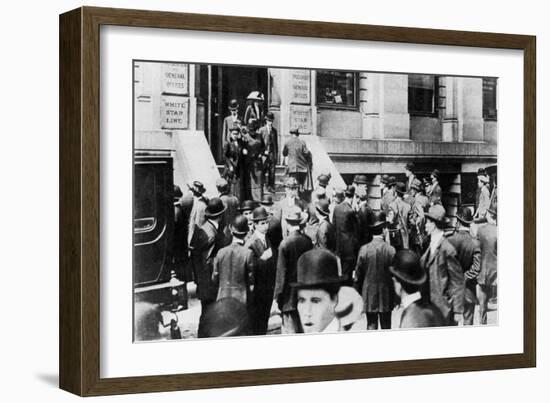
[246,91,264,101]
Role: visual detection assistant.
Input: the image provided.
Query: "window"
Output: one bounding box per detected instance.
[316,70,357,108]
[483,77,498,120]
[408,74,438,115]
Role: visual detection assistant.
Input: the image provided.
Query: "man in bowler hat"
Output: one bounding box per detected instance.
[390,250,446,328]
[282,127,312,193]
[259,111,278,193]
[332,185,360,283]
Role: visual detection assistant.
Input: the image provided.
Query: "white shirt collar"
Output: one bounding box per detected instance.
[402,291,422,309]
[321,317,341,333]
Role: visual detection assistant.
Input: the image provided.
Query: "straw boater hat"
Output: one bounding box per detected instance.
[188,180,206,196]
[390,249,427,286]
[204,197,226,219]
[246,91,264,101]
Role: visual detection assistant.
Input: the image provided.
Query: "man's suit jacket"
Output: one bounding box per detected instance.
[381,188,396,214]
[388,197,411,249]
[420,237,465,319]
[428,182,443,206]
[222,114,240,146]
[354,237,396,313]
[447,230,481,304]
[477,223,497,287]
[333,200,359,261]
[400,300,447,328]
[220,193,240,238]
[282,137,311,173]
[273,196,307,237]
[315,218,336,252]
[212,241,256,305]
[258,125,278,161]
[356,201,373,246]
[190,220,230,302]
[246,232,276,298]
[274,231,313,312]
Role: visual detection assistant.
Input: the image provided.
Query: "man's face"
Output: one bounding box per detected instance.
[425,218,436,235]
[255,219,269,235]
[297,288,337,334]
[231,109,238,117]
[243,210,253,223]
[266,120,273,129]
[405,169,411,178]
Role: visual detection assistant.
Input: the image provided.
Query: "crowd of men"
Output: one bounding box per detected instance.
[168,159,497,338]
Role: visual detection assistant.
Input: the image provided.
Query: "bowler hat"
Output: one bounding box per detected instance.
[456,206,474,225]
[368,210,387,228]
[197,297,250,338]
[259,195,274,206]
[317,174,330,187]
[265,111,275,121]
[230,215,250,235]
[388,176,397,186]
[291,249,345,288]
[477,167,487,176]
[344,185,355,197]
[284,177,299,188]
[380,174,390,185]
[405,162,415,172]
[284,208,308,226]
[228,99,239,111]
[189,180,206,195]
[246,91,264,101]
[395,182,407,195]
[316,199,331,217]
[425,204,448,225]
[390,249,427,286]
[205,197,226,218]
[353,174,368,185]
[238,199,256,212]
[252,206,269,222]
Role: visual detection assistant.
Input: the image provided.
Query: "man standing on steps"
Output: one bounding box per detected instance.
[282,127,312,197]
[259,111,278,194]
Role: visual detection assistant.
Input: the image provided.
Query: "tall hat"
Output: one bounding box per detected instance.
[291,249,346,289]
[394,182,407,195]
[353,174,368,185]
[284,207,308,226]
[188,180,206,195]
[230,215,250,235]
[316,199,331,217]
[425,204,448,225]
[252,206,270,222]
[265,111,275,121]
[205,197,226,218]
[317,174,331,187]
[368,210,387,229]
[405,162,415,172]
[238,199,257,213]
[390,249,427,285]
[197,297,250,338]
[456,206,474,226]
[228,99,239,111]
[259,194,274,206]
[246,91,264,101]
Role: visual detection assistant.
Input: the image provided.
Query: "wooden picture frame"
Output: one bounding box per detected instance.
[59,6,536,396]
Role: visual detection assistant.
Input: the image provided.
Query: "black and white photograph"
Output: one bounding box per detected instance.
[133,61,498,341]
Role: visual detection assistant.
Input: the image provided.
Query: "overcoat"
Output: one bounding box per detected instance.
[477,223,497,287]
[400,300,447,328]
[354,237,396,313]
[388,197,411,250]
[258,125,278,163]
[356,201,373,246]
[333,200,359,262]
[274,231,313,313]
[282,137,310,174]
[221,114,240,147]
[420,237,465,319]
[212,241,256,305]
[447,230,481,305]
[190,220,230,302]
[243,131,265,201]
[273,196,307,237]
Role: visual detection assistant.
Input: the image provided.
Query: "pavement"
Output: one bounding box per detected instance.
[155,282,497,340]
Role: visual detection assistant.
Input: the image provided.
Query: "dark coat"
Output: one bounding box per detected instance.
[274,231,313,312]
[258,125,278,161]
[447,230,481,304]
[282,137,311,173]
[333,200,359,262]
[356,201,373,246]
[220,193,240,239]
[354,237,396,313]
[477,223,497,286]
[400,299,447,328]
[388,197,411,250]
[420,237,465,319]
[273,196,307,237]
[315,218,336,252]
[190,220,230,302]
[212,241,256,305]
